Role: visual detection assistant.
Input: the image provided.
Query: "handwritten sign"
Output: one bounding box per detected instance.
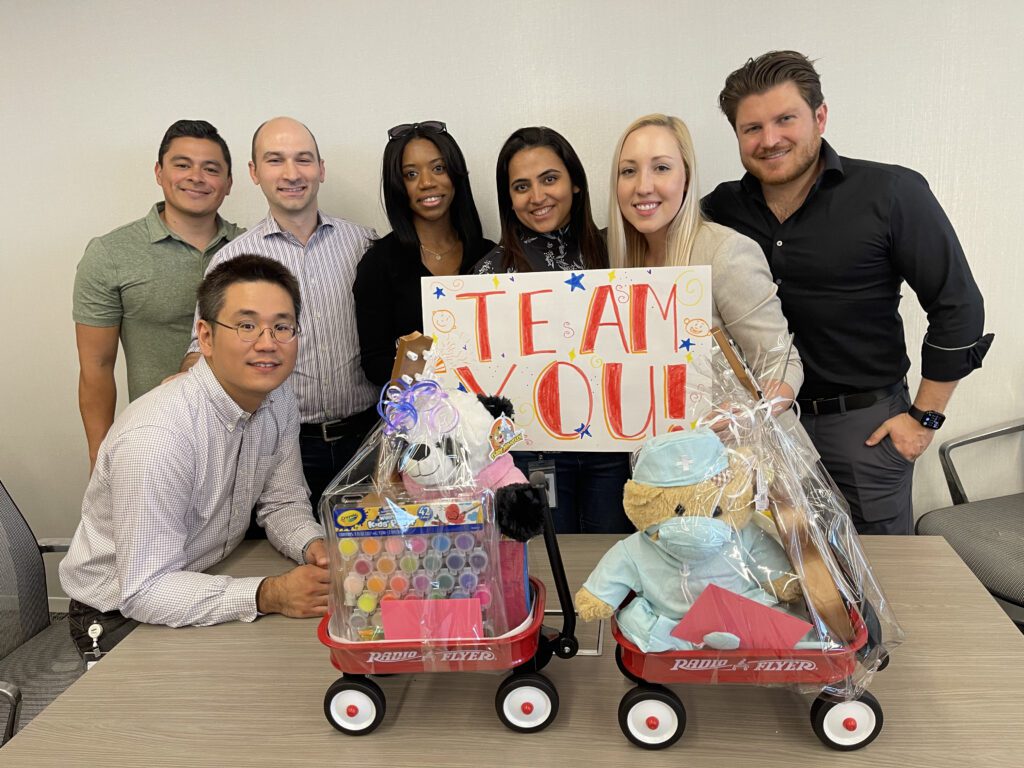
[421,267,712,452]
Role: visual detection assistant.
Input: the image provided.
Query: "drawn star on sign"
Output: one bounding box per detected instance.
[679,337,693,351]
[574,423,592,438]
[564,272,586,292]
[434,287,445,298]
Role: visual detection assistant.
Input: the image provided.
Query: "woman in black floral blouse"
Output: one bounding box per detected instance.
[473,126,606,274]
[473,127,631,535]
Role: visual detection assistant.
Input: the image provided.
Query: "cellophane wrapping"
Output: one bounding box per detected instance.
[319,379,516,668]
[685,334,906,699]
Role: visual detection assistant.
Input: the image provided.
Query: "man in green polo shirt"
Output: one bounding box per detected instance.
[73,120,243,470]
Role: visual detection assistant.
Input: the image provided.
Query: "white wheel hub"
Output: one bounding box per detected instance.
[328,689,377,732]
[821,700,877,747]
[502,685,552,729]
[625,698,679,745]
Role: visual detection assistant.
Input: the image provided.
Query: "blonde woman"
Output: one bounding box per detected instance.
[608,113,802,408]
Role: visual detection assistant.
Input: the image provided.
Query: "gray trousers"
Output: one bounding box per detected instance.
[800,388,914,535]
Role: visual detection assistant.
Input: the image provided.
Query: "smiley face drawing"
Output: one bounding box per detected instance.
[432,309,457,334]
[683,317,712,337]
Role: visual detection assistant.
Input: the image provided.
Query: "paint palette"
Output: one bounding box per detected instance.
[326,493,507,642]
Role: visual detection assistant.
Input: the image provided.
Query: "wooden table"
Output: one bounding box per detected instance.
[3,536,1023,767]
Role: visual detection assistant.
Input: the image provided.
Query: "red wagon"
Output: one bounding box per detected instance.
[611,604,885,751]
[317,474,578,736]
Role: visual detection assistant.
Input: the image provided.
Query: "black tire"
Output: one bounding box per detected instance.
[618,685,686,750]
[324,676,386,735]
[614,644,645,684]
[495,672,560,733]
[810,690,883,750]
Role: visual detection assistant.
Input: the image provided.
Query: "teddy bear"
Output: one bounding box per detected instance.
[574,428,804,653]
[386,383,546,627]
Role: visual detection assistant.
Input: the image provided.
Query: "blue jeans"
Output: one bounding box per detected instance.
[512,451,633,534]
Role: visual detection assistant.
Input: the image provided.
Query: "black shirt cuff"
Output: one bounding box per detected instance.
[920,333,994,381]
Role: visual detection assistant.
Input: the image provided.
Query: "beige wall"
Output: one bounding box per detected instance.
[1,0,1021,600]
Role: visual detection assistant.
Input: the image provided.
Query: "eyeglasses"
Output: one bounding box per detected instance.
[211,319,300,344]
[387,121,447,141]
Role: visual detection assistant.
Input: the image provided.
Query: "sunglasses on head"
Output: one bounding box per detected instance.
[387,121,447,141]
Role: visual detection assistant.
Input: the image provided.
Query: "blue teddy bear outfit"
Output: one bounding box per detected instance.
[581,430,797,652]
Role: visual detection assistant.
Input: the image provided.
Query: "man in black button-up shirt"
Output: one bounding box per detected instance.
[703,51,992,535]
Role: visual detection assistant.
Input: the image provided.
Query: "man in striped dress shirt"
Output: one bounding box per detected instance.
[61,255,330,655]
[182,117,379,515]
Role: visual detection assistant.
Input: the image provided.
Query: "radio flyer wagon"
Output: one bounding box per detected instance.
[317,473,578,736]
[610,603,884,751]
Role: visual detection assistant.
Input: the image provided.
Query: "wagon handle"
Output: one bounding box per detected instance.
[529,471,579,658]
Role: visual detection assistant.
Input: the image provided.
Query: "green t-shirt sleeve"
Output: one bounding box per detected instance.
[73,237,122,327]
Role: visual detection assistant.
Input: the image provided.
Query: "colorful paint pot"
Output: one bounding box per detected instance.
[338,539,360,559]
[436,571,455,592]
[366,574,387,594]
[356,592,378,614]
[411,571,432,593]
[423,552,443,573]
[468,549,488,571]
[360,538,382,556]
[446,552,466,571]
[408,537,428,554]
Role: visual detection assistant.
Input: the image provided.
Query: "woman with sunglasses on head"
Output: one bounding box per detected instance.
[474,126,632,535]
[354,121,494,387]
[609,113,803,410]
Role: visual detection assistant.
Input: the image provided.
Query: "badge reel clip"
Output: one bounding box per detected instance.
[526,458,557,509]
[85,622,104,669]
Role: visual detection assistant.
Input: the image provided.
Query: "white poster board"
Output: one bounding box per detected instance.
[421,267,713,452]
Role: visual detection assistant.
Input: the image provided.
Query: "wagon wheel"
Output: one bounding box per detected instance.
[495,672,559,733]
[324,676,386,735]
[618,685,686,750]
[810,690,883,750]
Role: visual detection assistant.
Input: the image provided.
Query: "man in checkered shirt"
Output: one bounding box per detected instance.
[60,255,330,655]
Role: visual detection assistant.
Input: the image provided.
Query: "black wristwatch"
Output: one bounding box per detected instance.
[908,405,945,430]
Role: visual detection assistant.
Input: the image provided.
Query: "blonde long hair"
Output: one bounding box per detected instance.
[607,114,705,269]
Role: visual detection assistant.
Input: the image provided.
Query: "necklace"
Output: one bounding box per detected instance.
[420,241,458,261]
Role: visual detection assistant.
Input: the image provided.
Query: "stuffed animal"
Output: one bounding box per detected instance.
[396,385,546,626]
[575,428,804,653]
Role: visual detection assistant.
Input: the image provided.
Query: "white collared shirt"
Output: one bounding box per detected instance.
[59,357,323,627]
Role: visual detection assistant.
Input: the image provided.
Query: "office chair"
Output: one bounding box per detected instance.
[0,479,85,746]
[915,419,1024,630]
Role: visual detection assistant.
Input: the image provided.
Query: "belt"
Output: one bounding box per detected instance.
[300,408,378,442]
[797,381,906,416]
